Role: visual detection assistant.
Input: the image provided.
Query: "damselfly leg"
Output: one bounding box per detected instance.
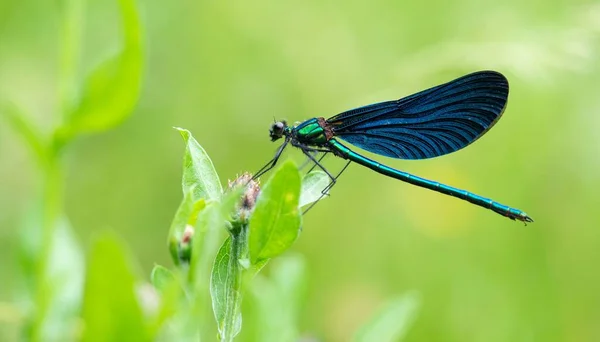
[300,147,351,214]
[252,139,289,180]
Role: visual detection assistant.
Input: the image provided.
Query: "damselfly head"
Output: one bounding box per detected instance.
[269,120,287,141]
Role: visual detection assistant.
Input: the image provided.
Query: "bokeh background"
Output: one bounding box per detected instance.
[1,0,600,341]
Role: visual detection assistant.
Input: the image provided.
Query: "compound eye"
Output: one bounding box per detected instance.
[269,121,286,141]
[271,122,285,135]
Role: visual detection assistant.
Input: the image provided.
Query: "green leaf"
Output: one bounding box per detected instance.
[150,265,176,293]
[149,266,185,338]
[167,187,206,265]
[81,233,149,342]
[353,292,420,342]
[1,102,47,164]
[188,202,226,287]
[185,202,228,340]
[210,236,244,341]
[56,0,84,116]
[175,189,243,340]
[299,170,329,208]
[43,217,85,339]
[55,0,143,143]
[249,254,307,342]
[269,254,307,319]
[249,160,302,264]
[24,216,85,341]
[175,127,223,202]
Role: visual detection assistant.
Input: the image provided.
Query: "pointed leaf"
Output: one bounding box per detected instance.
[56,0,143,142]
[150,265,176,293]
[81,234,148,342]
[299,170,329,207]
[210,236,245,341]
[353,292,420,342]
[249,160,301,264]
[175,127,223,202]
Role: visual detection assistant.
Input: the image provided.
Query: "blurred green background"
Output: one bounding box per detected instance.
[1,0,600,341]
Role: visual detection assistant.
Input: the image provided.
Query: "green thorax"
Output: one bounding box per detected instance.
[294,118,328,145]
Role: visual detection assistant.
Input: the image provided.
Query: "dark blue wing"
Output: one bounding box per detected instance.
[326,71,509,160]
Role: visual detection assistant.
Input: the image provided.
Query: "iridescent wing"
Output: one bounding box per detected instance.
[327,71,509,159]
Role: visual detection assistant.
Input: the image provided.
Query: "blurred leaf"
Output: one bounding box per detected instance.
[175,127,223,202]
[353,292,420,342]
[299,170,329,208]
[150,265,176,293]
[136,283,160,319]
[81,233,149,342]
[148,265,185,338]
[56,0,84,115]
[55,0,143,144]
[149,267,195,342]
[210,236,244,341]
[249,254,307,342]
[269,254,307,320]
[167,187,206,265]
[23,216,84,341]
[1,103,47,164]
[249,160,301,264]
[41,217,85,340]
[151,287,188,341]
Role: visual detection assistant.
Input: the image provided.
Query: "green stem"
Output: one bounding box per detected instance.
[30,157,63,341]
[29,0,78,336]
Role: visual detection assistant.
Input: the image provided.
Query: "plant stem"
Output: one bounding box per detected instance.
[29,0,79,335]
[30,156,63,341]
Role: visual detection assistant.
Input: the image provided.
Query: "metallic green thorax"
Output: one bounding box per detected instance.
[294,118,328,145]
